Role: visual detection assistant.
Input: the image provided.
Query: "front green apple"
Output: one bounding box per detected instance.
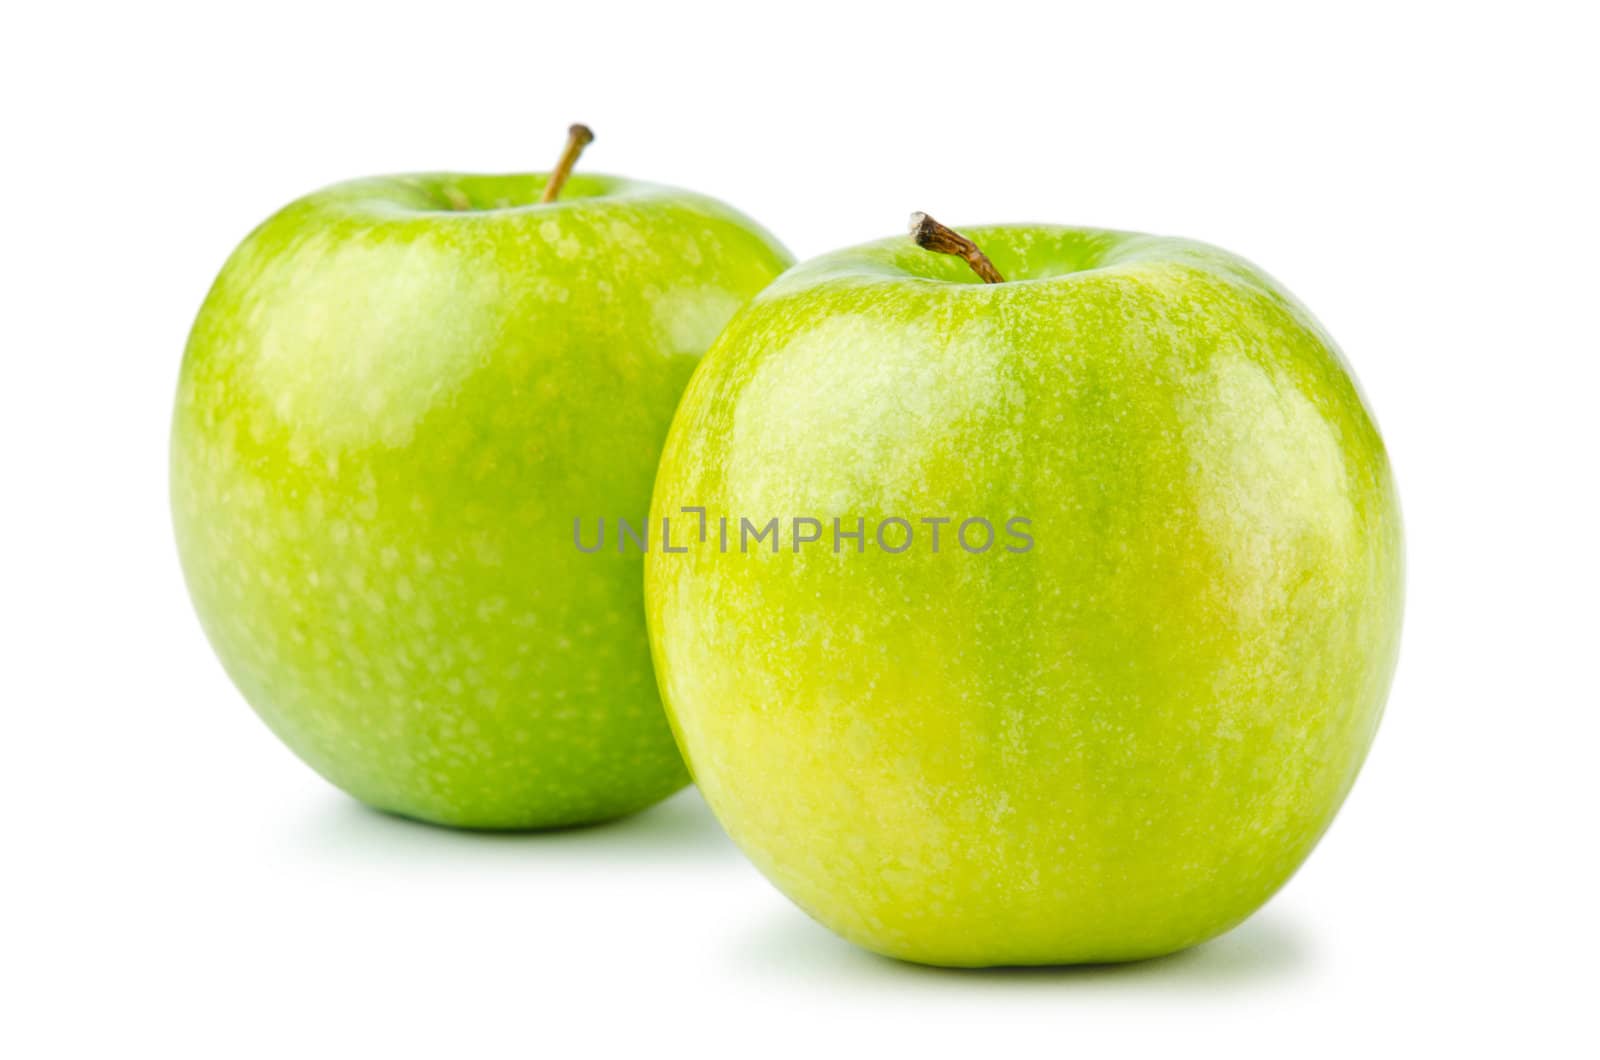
[172,165,791,828]
[646,223,1402,965]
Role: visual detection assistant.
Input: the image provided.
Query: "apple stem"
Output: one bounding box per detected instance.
[540,124,596,203]
[908,213,1006,283]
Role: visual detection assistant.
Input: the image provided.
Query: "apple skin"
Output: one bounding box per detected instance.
[646,226,1402,965]
[172,172,791,829]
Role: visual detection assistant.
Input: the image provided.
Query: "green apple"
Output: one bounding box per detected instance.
[172,134,792,829]
[645,218,1402,965]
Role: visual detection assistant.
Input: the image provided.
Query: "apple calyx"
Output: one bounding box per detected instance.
[908,212,1005,283]
[540,123,596,203]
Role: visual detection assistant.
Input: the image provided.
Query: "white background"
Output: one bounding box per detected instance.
[4,1,1596,1055]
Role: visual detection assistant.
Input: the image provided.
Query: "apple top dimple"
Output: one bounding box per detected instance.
[776,225,1149,293]
[328,173,658,217]
[758,225,1293,307]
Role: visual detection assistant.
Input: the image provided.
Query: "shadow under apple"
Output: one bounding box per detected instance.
[288,784,743,868]
[732,903,1315,993]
